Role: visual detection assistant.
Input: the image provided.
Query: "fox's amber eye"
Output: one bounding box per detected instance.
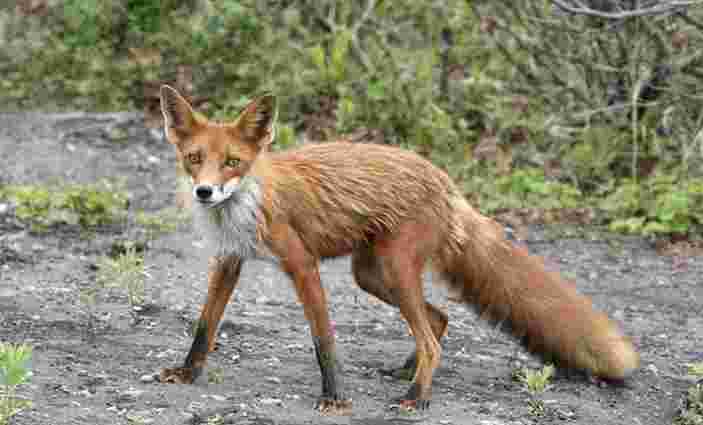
[225,158,240,168]
[186,152,201,164]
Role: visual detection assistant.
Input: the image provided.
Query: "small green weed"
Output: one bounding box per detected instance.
[207,414,225,425]
[687,363,703,377]
[0,343,33,425]
[208,367,224,385]
[95,242,148,308]
[674,383,703,425]
[526,398,546,418]
[0,180,129,232]
[514,364,554,394]
[126,413,146,425]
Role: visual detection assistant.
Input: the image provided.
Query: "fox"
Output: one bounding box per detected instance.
[157,85,639,415]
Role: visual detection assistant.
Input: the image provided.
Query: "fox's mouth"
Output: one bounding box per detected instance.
[195,199,221,208]
[196,196,231,209]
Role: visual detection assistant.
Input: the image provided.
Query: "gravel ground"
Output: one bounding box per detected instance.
[0,113,701,425]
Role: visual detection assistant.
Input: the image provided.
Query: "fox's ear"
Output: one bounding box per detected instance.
[160,85,196,144]
[234,93,278,147]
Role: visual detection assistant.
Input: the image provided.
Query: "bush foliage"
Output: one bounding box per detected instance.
[1,0,702,235]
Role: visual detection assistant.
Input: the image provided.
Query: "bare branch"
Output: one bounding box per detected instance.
[352,0,377,33]
[552,0,701,19]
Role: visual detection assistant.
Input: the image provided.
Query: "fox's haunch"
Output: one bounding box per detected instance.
[437,201,639,380]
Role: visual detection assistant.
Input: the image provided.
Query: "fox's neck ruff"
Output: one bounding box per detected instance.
[192,175,263,259]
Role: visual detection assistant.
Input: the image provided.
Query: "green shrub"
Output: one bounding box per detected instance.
[3,1,703,238]
[0,180,129,232]
[601,175,703,235]
[454,165,584,214]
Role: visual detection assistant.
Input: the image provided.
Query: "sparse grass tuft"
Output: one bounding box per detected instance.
[0,343,33,425]
[687,363,703,377]
[526,398,546,418]
[126,414,146,425]
[207,414,225,425]
[514,364,554,394]
[95,242,148,308]
[674,383,703,425]
[512,364,554,419]
[208,367,224,385]
[0,180,129,232]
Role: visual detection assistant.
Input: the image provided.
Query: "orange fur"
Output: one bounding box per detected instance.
[158,86,639,413]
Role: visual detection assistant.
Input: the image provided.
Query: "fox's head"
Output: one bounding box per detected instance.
[159,85,277,208]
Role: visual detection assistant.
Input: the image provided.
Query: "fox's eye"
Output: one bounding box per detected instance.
[225,158,240,168]
[186,152,201,164]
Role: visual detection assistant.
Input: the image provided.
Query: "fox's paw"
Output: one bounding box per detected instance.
[316,396,352,416]
[386,399,431,422]
[159,366,202,384]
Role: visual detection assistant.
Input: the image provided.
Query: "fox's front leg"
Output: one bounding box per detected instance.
[290,263,351,415]
[160,255,242,384]
[273,229,351,415]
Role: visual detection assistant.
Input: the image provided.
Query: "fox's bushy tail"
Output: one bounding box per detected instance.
[437,201,639,380]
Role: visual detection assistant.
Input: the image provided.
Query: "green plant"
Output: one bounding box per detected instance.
[687,363,703,377]
[455,165,584,214]
[207,414,225,425]
[0,180,129,232]
[126,413,147,425]
[208,367,224,384]
[601,175,703,235]
[0,343,33,425]
[514,364,554,394]
[526,398,546,418]
[674,384,703,425]
[96,242,148,308]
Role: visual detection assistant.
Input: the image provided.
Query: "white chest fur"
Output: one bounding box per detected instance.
[192,176,265,260]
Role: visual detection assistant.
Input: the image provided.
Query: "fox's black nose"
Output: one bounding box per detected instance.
[195,185,213,201]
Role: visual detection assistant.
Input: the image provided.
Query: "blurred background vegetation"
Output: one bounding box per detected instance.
[1,0,702,238]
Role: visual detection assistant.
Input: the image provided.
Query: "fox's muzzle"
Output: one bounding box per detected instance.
[192,182,236,207]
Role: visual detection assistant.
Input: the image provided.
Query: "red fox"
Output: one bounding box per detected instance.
[157,85,639,415]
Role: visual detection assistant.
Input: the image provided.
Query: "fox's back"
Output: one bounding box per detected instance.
[264,142,461,257]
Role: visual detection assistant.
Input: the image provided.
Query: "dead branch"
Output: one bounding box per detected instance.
[552,0,701,20]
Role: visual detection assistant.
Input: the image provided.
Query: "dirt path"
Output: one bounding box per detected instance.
[1,113,701,425]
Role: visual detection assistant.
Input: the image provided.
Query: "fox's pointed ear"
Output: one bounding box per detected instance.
[234,93,278,147]
[160,85,196,144]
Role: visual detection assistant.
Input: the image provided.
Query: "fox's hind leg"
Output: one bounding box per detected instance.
[351,224,444,412]
[160,255,241,384]
[352,245,448,382]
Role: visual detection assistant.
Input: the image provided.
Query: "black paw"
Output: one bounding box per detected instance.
[387,398,431,422]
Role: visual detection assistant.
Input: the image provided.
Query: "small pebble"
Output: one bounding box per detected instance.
[140,374,156,383]
[259,398,283,406]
